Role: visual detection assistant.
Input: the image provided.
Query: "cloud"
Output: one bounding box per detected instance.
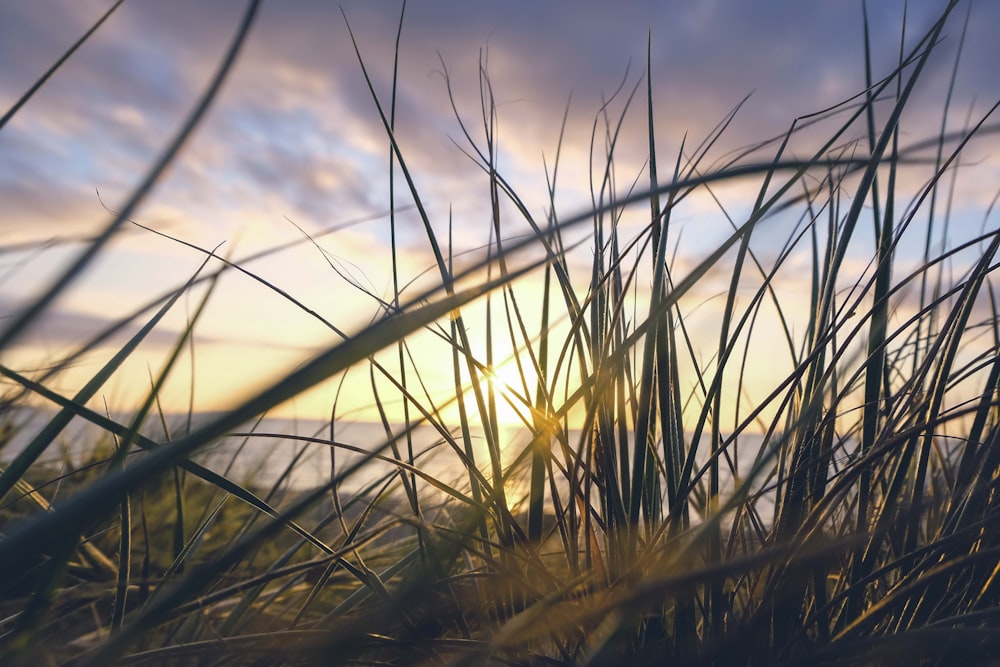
[3,1,994,242]
[0,0,996,418]
[0,293,185,356]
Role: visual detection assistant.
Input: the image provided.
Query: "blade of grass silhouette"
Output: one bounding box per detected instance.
[384,0,424,540]
[0,0,259,352]
[0,0,125,131]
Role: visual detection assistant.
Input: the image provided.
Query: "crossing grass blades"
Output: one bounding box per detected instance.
[1,1,1000,664]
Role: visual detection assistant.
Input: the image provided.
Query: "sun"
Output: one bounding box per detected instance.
[476,359,539,427]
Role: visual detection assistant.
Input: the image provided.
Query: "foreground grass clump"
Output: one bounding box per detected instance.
[2,1,1000,664]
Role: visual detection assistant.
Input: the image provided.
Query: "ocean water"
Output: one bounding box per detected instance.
[0,407,530,494]
[1,406,778,522]
[0,409,788,523]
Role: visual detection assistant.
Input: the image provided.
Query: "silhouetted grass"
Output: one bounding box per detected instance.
[2,0,1000,664]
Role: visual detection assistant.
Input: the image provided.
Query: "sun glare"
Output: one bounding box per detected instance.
[475,359,538,427]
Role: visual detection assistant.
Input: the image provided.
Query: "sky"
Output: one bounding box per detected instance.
[0,0,998,426]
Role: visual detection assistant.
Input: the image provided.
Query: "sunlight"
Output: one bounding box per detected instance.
[476,357,538,428]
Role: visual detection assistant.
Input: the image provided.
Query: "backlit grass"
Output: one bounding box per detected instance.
[2,1,1000,665]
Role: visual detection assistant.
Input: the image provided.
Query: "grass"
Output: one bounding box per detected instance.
[2,0,1000,664]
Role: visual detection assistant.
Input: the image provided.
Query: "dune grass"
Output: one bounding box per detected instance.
[2,0,1000,664]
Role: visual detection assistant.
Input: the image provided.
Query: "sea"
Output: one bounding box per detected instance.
[0,405,778,522]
